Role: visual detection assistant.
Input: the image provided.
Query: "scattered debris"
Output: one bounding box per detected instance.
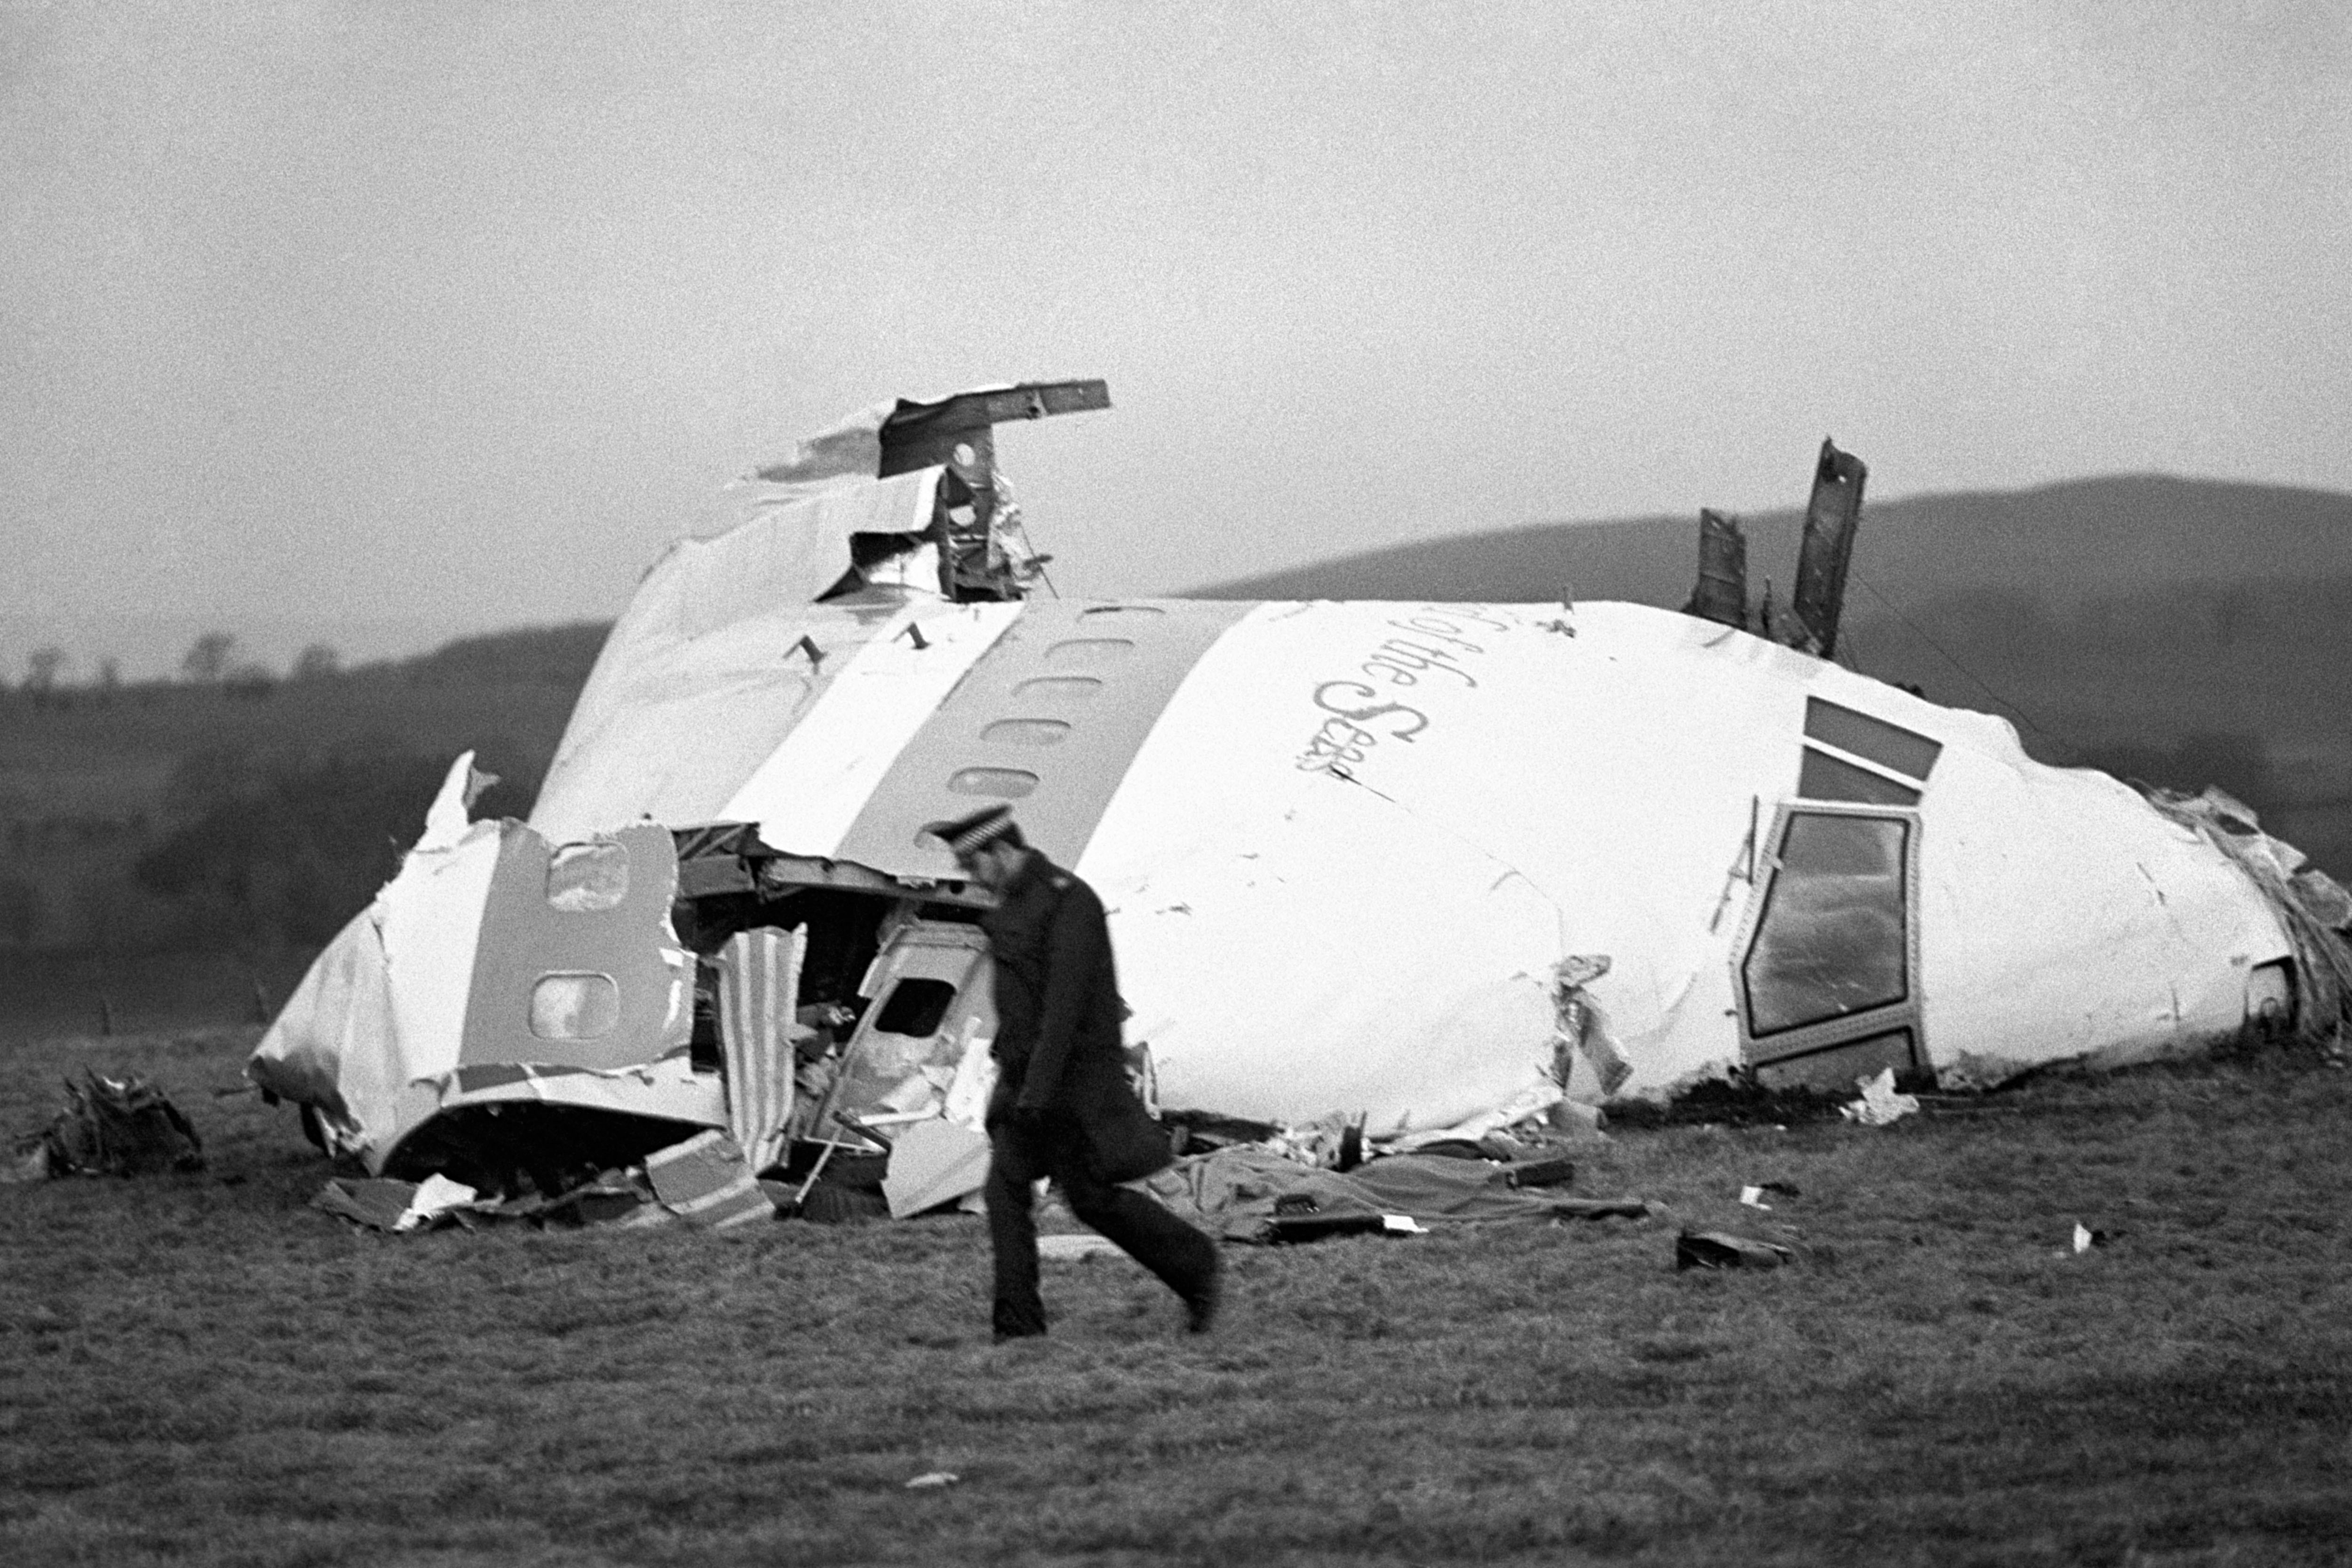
[1144,1143,1646,1244]
[1552,954,1630,1098]
[882,1119,992,1218]
[1500,1154,1576,1190]
[5,1071,204,1180]
[1840,1067,1920,1127]
[1603,1076,1848,1130]
[1676,1230,1795,1271]
[313,1177,432,1232]
[396,1173,480,1232]
[1738,1179,1802,1209]
[539,1170,669,1229]
[1390,1081,1570,1154]
[1037,1233,1123,1261]
[2069,1223,2116,1254]
[904,1472,960,1489]
[643,1130,773,1230]
[312,1130,776,1234]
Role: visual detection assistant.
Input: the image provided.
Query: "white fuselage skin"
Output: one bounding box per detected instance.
[254,587,2292,1171]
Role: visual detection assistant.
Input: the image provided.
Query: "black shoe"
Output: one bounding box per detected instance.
[1184,1263,1223,1334]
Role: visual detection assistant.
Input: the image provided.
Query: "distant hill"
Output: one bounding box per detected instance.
[1192,475,2352,609]
[358,476,2352,685]
[0,626,605,961]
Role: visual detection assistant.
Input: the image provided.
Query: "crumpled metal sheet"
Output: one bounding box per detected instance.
[2145,786,2352,1047]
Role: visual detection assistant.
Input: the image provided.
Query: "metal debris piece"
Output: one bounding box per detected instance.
[1676,1230,1794,1271]
[395,1173,480,1232]
[1790,438,1867,657]
[882,1119,992,1218]
[1684,508,1751,629]
[1840,1067,1919,1126]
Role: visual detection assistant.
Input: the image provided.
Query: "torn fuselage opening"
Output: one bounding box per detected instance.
[672,829,999,1169]
[384,1103,714,1194]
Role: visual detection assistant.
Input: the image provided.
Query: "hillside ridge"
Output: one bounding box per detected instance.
[1189,473,2352,607]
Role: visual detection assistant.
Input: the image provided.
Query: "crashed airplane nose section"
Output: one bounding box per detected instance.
[970,598,2305,1111]
[247,386,2350,1179]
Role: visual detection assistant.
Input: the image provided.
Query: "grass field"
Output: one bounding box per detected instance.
[4,1027,2350,1567]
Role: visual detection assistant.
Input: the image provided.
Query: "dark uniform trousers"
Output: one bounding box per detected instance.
[985,1111,1218,1340]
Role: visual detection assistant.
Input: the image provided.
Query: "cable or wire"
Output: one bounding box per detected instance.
[1850,573,2082,762]
[1010,516,1059,598]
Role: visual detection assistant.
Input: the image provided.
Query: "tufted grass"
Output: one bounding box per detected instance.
[3,1027,2349,1567]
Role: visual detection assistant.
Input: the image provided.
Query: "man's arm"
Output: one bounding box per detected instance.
[1013,880,1110,1113]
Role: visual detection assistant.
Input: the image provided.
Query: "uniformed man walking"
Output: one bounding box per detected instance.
[924,804,1222,1340]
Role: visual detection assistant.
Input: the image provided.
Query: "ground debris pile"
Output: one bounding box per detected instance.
[1603,1075,1856,1130]
[4,1070,205,1181]
[313,1129,775,1234]
[1138,1140,1648,1244]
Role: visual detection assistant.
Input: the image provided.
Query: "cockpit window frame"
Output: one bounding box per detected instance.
[1731,798,1925,1076]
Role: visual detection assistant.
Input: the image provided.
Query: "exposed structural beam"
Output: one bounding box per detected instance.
[1683,508,1751,630]
[669,824,998,909]
[1790,438,1868,660]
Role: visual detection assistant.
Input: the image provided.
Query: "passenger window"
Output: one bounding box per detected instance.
[529,972,621,1040]
[946,767,1039,798]
[1741,812,1909,1036]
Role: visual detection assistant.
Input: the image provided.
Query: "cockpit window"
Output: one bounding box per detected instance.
[1742,813,1909,1035]
[1797,698,1939,805]
[1734,803,1923,1088]
[1804,699,1942,781]
[1796,748,1920,806]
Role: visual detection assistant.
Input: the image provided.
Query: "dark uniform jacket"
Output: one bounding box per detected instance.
[979,852,1130,1126]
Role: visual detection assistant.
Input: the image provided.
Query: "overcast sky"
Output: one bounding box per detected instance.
[5,1,2346,677]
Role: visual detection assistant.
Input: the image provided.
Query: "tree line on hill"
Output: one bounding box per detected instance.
[10,621,614,705]
[0,624,606,959]
[129,747,548,953]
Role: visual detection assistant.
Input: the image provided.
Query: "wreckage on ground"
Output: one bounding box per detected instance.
[248,381,2352,1197]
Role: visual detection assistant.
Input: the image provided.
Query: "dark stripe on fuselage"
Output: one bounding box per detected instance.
[832,599,1258,871]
